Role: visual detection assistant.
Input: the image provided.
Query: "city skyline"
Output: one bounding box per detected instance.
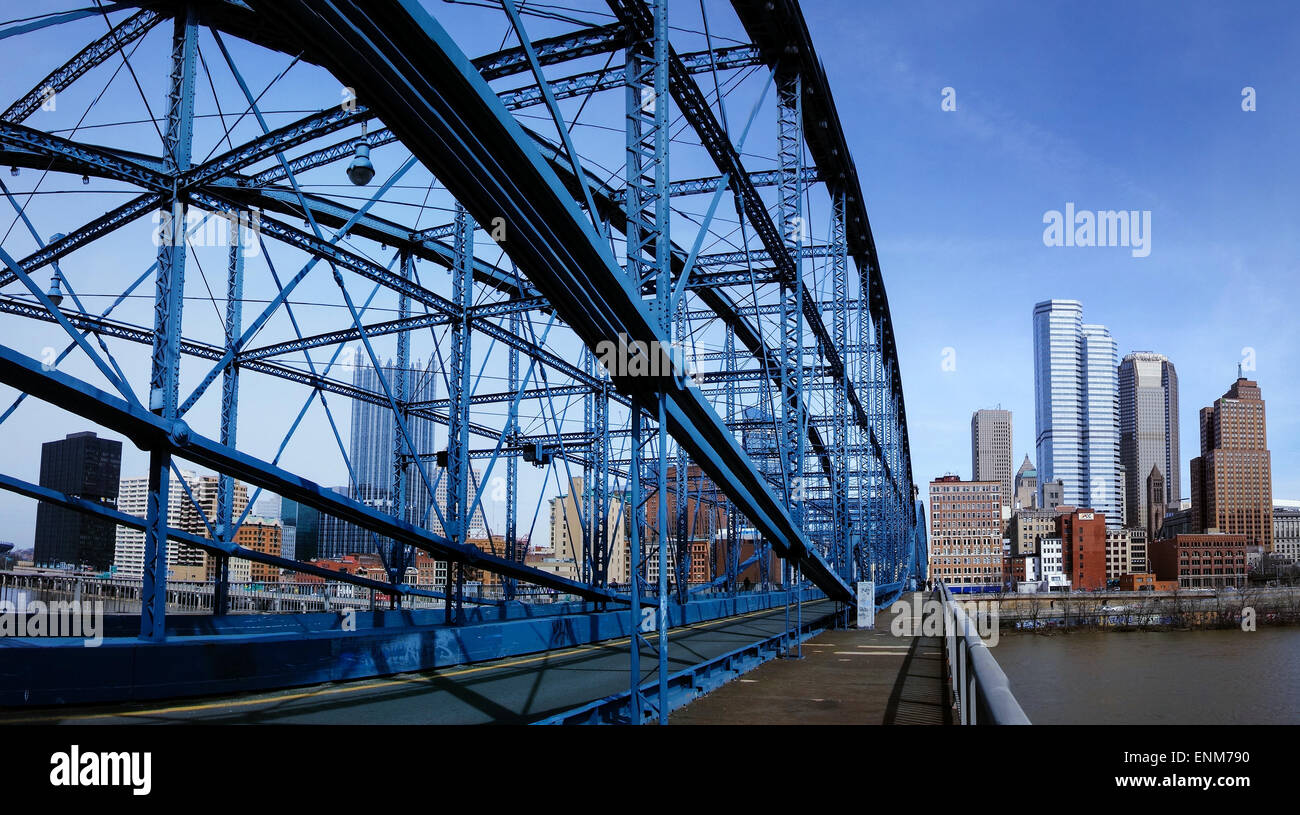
[804,0,1300,517]
[917,295,1292,515]
[1,1,1298,549]
[0,0,1297,742]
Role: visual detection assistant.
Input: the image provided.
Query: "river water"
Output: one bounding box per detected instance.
[991,627,1300,724]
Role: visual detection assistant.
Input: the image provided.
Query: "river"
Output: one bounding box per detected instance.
[992,627,1300,724]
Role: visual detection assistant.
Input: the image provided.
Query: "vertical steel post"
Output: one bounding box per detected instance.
[390,252,412,604]
[141,7,197,641]
[724,324,738,594]
[783,558,791,654]
[582,348,594,585]
[628,401,644,722]
[777,68,805,648]
[446,203,473,624]
[656,392,669,723]
[214,215,244,616]
[831,190,850,614]
[855,291,867,580]
[624,0,670,720]
[504,310,520,601]
[796,562,802,656]
[673,398,688,602]
[593,381,609,589]
[652,0,671,724]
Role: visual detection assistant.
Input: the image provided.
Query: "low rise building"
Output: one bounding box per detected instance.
[1148,533,1249,589]
[1029,536,1071,592]
[1273,504,1300,563]
[1128,527,1149,573]
[1009,508,1059,557]
[1105,528,1131,581]
[1057,508,1107,590]
[1119,572,1178,592]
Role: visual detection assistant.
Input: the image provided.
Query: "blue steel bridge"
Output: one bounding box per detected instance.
[0,0,930,723]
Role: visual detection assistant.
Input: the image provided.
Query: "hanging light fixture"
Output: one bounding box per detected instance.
[8,167,17,177]
[346,121,375,186]
[46,270,64,307]
[45,234,67,307]
[81,174,90,185]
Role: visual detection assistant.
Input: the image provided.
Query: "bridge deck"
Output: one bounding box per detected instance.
[671,593,951,725]
[1,599,836,725]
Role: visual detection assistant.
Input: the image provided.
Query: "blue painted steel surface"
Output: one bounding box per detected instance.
[0,344,630,604]
[237,0,853,603]
[0,590,820,706]
[0,0,927,715]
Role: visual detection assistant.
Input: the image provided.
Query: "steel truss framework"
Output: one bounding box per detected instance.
[0,0,919,721]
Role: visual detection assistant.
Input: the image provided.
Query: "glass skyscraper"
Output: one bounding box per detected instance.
[1119,352,1180,528]
[319,352,439,558]
[1033,300,1122,528]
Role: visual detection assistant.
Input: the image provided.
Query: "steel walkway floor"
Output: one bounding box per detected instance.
[1,599,836,725]
[671,593,952,725]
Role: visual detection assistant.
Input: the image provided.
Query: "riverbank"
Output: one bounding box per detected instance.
[954,586,1300,632]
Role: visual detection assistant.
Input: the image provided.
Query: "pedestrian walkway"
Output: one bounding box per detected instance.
[670,592,951,725]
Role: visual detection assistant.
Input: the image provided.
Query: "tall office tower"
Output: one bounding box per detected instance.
[1190,377,1273,550]
[192,475,249,531]
[547,476,630,587]
[1119,352,1180,529]
[113,469,203,579]
[1013,455,1037,510]
[971,409,1013,509]
[191,475,249,579]
[33,432,122,571]
[1032,300,1122,528]
[928,475,1003,594]
[349,354,438,519]
[324,353,440,555]
[642,465,723,587]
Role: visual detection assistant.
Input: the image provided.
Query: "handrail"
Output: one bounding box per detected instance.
[936,581,1031,725]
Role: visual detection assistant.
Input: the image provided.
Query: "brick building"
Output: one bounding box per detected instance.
[1148,533,1249,589]
[1190,377,1273,551]
[1056,507,1107,590]
[928,475,1003,594]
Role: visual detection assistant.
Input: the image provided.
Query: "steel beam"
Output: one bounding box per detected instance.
[0,343,633,603]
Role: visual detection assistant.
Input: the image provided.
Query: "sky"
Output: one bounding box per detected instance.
[0,1,1297,550]
[798,0,1300,498]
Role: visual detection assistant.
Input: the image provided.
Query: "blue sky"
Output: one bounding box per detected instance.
[0,1,1297,550]
[800,0,1300,498]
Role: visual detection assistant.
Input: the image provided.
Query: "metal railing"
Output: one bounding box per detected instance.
[936,581,1031,725]
[0,569,578,615]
